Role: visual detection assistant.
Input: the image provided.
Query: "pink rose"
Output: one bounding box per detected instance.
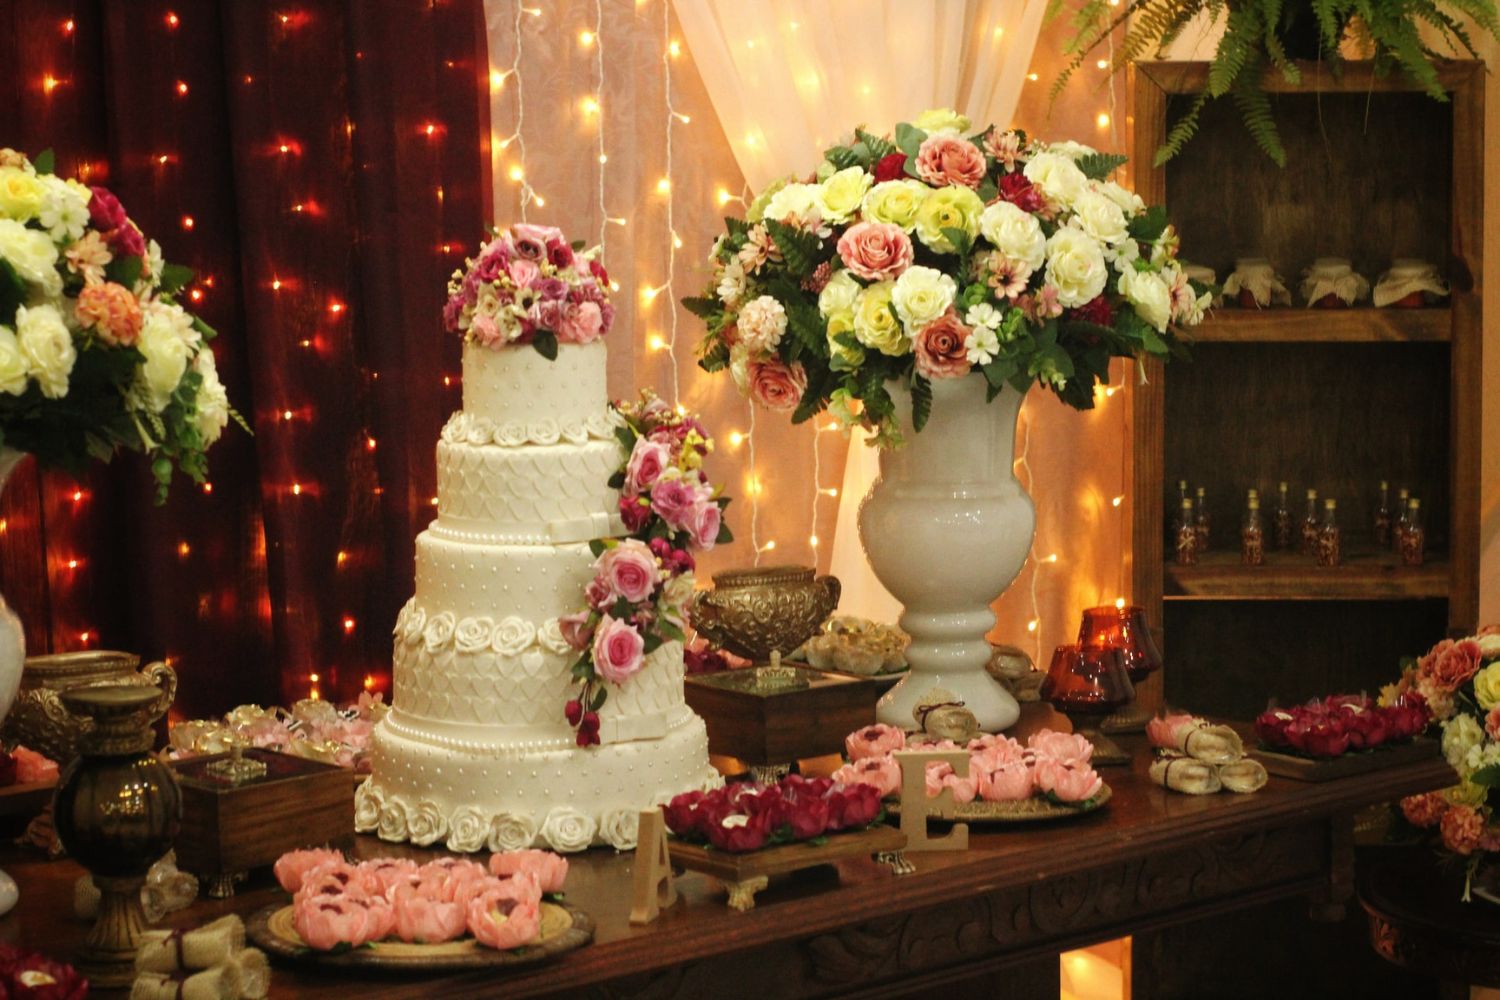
[1027,730,1094,766]
[1418,638,1482,693]
[509,224,556,260]
[836,222,914,281]
[11,746,57,784]
[924,761,977,803]
[748,358,808,412]
[507,258,540,287]
[975,760,1034,802]
[593,614,645,684]
[686,500,722,550]
[357,858,420,897]
[391,884,467,944]
[625,439,671,495]
[1033,758,1103,803]
[585,575,613,611]
[488,849,568,894]
[557,300,604,344]
[595,539,659,603]
[470,312,504,348]
[274,848,346,894]
[294,895,389,950]
[913,310,972,380]
[845,723,906,761]
[1441,804,1485,855]
[831,754,902,798]
[466,881,542,950]
[649,477,699,530]
[914,134,987,188]
[558,611,594,651]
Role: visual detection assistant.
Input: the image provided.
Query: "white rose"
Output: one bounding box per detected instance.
[487,811,539,852]
[465,421,490,446]
[0,326,27,395]
[491,616,537,656]
[736,295,787,355]
[1023,152,1087,207]
[399,602,427,645]
[423,611,456,651]
[914,108,971,136]
[1044,228,1108,308]
[890,266,956,330]
[354,780,383,833]
[661,573,696,616]
[15,304,75,400]
[817,270,860,318]
[1478,634,1500,659]
[598,808,640,851]
[0,218,60,297]
[1047,140,1098,161]
[537,618,571,655]
[540,806,597,853]
[1069,188,1129,246]
[406,801,449,847]
[135,306,191,412]
[762,182,822,223]
[1118,267,1173,333]
[861,179,930,232]
[1444,713,1484,772]
[528,418,560,445]
[454,616,492,654]
[377,800,409,842]
[1095,179,1145,216]
[440,414,468,444]
[192,347,230,446]
[978,201,1046,271]
[818,166,873,224]
[446,806,489,853]
[495,423,526,447]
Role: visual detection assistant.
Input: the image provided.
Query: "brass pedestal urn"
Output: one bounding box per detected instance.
[3,650,176,764]
[54,685,182,988]
[690,565,841,662]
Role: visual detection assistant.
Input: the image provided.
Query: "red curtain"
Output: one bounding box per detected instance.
[0,0,491,718]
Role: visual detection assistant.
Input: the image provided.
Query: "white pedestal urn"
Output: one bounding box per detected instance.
[858,378,1033,733]
[0,449,28,914]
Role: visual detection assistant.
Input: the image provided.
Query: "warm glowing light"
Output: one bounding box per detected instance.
[423,122,438,137]
[343,617,357,634]
[328,300,345,314]
[181,215,195,230]
[165,11,180,28]
[79,631,91,644]
[647,333,667,352]
[532,194,545,207]
[655,177,671,195]
[1096,112,1111,128]
[508,165,524,182]
[283,409,296,422]
[62,19,75,34]
[581,96,600,115]
[271,278,283,291]
[309,672,320,683]
[742,133,757,147]
[291,482,303,496]
[1027,72,1039,82]
[177,541,191,558]
[202,482,213,495]
[189,289,204,303]
[0,519,8,534]
[993,25,1004,38]
[578,29,594,46]
[759,540,777,553]
[1025,619,1040,633]
[639,284,661,304]
[598,153,608,164]
[673,112,690,124]
[727,431,744,448]
[1097,59,1110,69]
[336,550,348,566]
[176,80,189,96]
[1044,553,1059,563]
[716,187,733,206]
[42,75,61,95]
[1112,495,1124,507]
[279,13,289,24]
[157,154,171,165]
[489,69,507,91]
[309,688,320,700]
[365,436,377,451]
[71,489,83,503]
[820,487,838,497]
[668,39,681,57]
[809,534,819,546]
[364,675,376,690]
[430,496,439,507]
[66,559,79,570]
[1115,597,1127,609]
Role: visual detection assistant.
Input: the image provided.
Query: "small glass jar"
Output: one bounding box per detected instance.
[1316,498,1341,568]
[1174,498,1198,566]
[1372,480,1392,549]
[1242,497,1265,567]
[1400,498,1425,567]
[1272,481,1294,551]
[1300,488,1320,557]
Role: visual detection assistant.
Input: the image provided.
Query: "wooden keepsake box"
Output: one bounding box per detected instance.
[684,664,877,766]
[170,748,354,896]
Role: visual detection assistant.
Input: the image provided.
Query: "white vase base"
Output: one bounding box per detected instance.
[877,670,1020,733]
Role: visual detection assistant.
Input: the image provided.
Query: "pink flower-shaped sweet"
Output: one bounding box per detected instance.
[845,723,906,762]
[625,439,671,495]
[488,849,569,894]
[967,733,1025,759]
[593,613,645,684]
[1441,804,1485,855]
[686,500,722,550]
[924,762,977,804]
[1027,730,1094,766]
[274,848,346,894]
[391,884,467,944]
[975,760,1034,802]
[466,880,542,950]
[831,754,902,798]
[293,860,381,903]
[914,134,987,188]
[595,539,659,604]
[748,359,808,412]
[913,310,973,380]
[11,746,57,784]
[836,222,914,282]
[1033,758,1103,803]
[73,282,142,347]
[357,858,420,897]
[294,895,387,950]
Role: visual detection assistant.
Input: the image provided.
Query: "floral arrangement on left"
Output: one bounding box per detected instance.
[0,150,238,499]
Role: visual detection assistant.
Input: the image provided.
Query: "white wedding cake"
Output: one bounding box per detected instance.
[357,294,719,853]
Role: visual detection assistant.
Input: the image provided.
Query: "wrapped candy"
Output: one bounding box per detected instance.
[1222,257,1290,308]
[129,966,240,1000]
[1146,713,1245,765]
[1373,258,1448,308]
[1149,754,1221,795]
[1299,257,1370,308]
[1217,758,1269,794]
[135,915,245,973]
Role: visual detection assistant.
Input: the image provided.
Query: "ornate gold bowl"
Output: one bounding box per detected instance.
[2,651,175,763]
[689,565,840,662]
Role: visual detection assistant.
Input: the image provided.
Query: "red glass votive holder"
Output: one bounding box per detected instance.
[1076,605,1163,684]
[1040,644,1134,716]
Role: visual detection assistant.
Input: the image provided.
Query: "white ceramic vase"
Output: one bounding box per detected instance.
[858,378,1033,732]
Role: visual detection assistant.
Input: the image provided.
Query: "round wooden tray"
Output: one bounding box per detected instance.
[248,899,593,971]
[886,783,1111,823]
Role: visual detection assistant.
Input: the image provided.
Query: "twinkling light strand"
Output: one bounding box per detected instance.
[661,0,681,403]
[1014,406,1043,665]
[592,0,607,252]
[495,0,535,219]
[747,400,763,565]
[809,424,823,556]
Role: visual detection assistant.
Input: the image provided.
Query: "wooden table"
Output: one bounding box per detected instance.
[2,734,1451,999]
[1361,846,1500,991]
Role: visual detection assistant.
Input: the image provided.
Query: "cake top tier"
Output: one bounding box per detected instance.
[443,224,614,355]
[462,339,608,430]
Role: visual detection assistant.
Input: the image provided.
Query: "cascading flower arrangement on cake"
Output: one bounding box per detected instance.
[0,149,237,498]
[559,392,731,747]
[686,108,1208,445]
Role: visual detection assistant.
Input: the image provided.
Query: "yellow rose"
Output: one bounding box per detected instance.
[914,108,971,136]
[0,219,61,296]
[914,186,983,254]
[0,168,44,222]
[861,180,928,232]
[818,167,872,224]
[747,176,789,223]
[891,265,957,330]
[826,311,864,369]
[817,270,860,318]
[1474,662,1500,710]
[852,281,906,356]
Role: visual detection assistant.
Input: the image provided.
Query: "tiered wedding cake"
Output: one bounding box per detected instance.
[356,228,719,854]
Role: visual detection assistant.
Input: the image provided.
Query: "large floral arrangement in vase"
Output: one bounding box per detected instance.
[687,109,1206,730]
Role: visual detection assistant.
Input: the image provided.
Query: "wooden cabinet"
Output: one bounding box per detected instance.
[1129,61,1483,720]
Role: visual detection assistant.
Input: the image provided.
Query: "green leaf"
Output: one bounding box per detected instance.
[0,259,23,327]
[910,374,933,432]
[588,538,608,557]
[698,338,730,373]
[824,146,863,171]
[982,356,1017,389]
[531,330,559,361]
[724,217,751,241]
[642,631,662,654]
[1471,764,1500,788]
[681,295,720,319]
[614,424,637,453]
[939,226,972,258]
[791,365,834,424]
[607,471,625,490]
[1076,151,1128,181]
[571,239,586,251]
[658,619,686,643]
[588,686,608,712]
[191,316,217,342]
[976,178,998,203]
[1127,205,1169,244]
[31,149,54,175]
[763,220,823,280]
[855,129,897,161]
[158,263,195,295]
[893,123,927,157]
[106,253,143,289]
[716,521,734,544]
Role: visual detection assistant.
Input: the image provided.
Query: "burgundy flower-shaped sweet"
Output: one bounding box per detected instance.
[663,790,710,840]
[1284,715,1349,757]
[704,809,772,852]
[1253,709,1295,749]
[1342,709,1389,751]
[824,783,882,831]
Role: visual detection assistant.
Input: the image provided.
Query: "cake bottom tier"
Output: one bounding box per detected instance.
[356,705,721,853]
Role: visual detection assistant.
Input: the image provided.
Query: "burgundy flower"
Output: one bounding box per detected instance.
[824,783,882,831]
[87,185,128,232]
[663,790,710,839]
[1284,715,1349,757]
[619,495,652,533]
[872,152,908,183]
[1253,710,1294,749]
[996,172,1044,213]
[589,259,610,286]
[1342,710,1389,750]
[1069,295,1114,328]
[780,793,830,841]
[684,645,730,675]
[548,242,575,269]
[704,809,771,852]
[564,699,583,727]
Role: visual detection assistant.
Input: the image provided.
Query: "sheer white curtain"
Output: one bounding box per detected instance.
[673,0,1048,619]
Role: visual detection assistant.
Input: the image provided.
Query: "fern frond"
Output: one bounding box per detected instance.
[1154,90,1209,166]
[1230,58,1286,165]
[1207,5,1260,97]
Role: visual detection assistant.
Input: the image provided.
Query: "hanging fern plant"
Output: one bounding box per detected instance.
[1050,0,1500,166]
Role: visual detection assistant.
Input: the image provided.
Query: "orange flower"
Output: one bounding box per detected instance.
[74,281,141,346]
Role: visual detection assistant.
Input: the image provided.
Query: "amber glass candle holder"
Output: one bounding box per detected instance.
[1077,605,1162,734]
[1040,645,1134,765]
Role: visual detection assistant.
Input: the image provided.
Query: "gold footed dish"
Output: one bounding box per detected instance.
[1100,702,1152,735]
[689,565,840,662]
[2,651,175,765]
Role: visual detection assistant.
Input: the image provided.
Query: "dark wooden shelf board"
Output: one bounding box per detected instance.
[1191,307,1451,343]
[1164,551,1449,601]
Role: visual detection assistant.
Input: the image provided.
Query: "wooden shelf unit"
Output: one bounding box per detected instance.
[1129,60,1484,720]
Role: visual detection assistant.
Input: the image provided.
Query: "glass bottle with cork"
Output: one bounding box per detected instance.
[1316,498,1341,568]
[1194,486,1211,551]
[1300,489,1320,556]
[1400,498,1425,567]
[1242,494,1265,567]
[1174,497,1198,566]
[1272,481,1294,550]
[1372,480,1392,549]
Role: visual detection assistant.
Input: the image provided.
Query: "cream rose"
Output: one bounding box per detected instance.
[488,812,540,852]
[536,618,571,655]
[406,801,449,847]
[353,781,383,833]
[1070,188,1129,246]
[446,806,489,854]
[1479,634,1500,659]
[852,281,906,356]
[762,182,822,223]
[1444,713,1484,772]
[1095,179,1145,216]
[0,326,28,396]
[1044,228,1108,308]
[453,616,493,654]
[818,166,873,224]
[0,218,61,296]
[892,266,957,331]
[192,347,230,446]
[861,180,929,232]
[1047,140,1098,160]
[399,602,427,645]
[914,108,971,136]
[540,806,597,853]
[0,168,43,221]
[423,611,457,651]
[817,270,860,318]
[135,306,191,412]
[978,200,1046,271]
[728,342,751,395]
[736,294,788,355]
[491,616,537,656]
[914,186,983,253]
[377,800,409,842]
[1118,266,1173,332]
[1023,152,1087,207]
[598,808,640,851]
[15,304,75,400]
[1474,662,1500,710]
